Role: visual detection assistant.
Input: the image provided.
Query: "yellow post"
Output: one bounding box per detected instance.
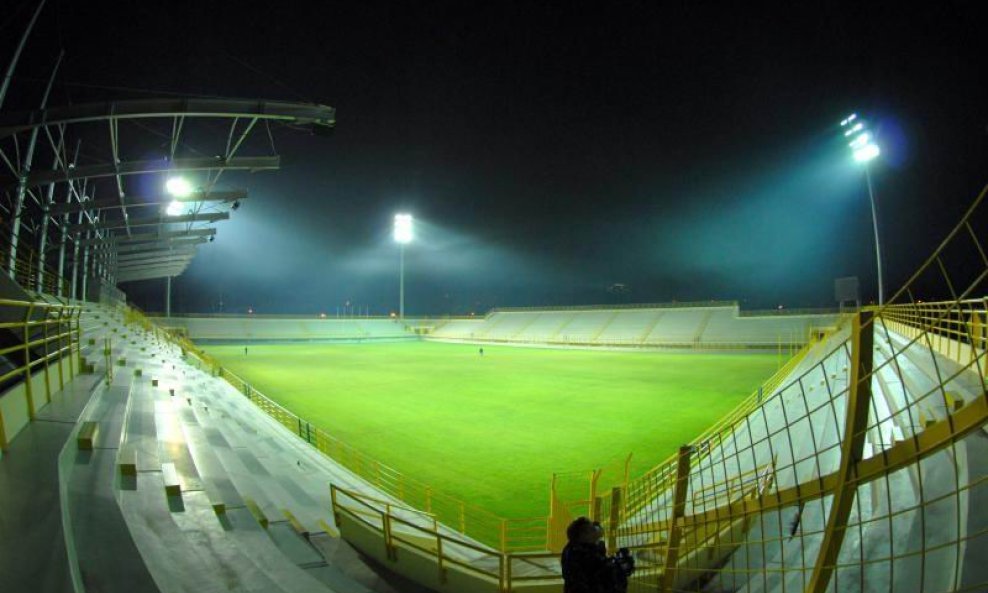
[41,308,51,405]
[0,404,7,452]
[659,445,692,592]
[588,468,602,517]
[436,530,446,584]
[72,307,82,378]
[459,501,466,534]
[807,311,875,593]
[607,487,622,553]
[383,505,395,561]
[23,303,35,419]
[56,308,65,390]
[499,519,508,553]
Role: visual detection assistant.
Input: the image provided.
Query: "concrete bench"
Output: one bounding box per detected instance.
[282,509,309,538]
[77,421,99,450]
[162,462,182,497]
[244,497,268,528]
[204,482,226,515]
[119,446,137,476]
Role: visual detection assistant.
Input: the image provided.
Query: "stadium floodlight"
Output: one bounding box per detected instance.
[165,176,194,198]
[394,213,413,244]
[840,112,884,304]
[852,142,880,163]
[393,213,413,319]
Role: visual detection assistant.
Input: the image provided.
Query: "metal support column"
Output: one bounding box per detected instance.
[660,445,693,591]
[80,236,90,302]
[166,276,172,318]
[70,234,80,301]
[8,50,62,278]
[0,0,47,109]
[807,310,874,593]
[399,243,405,319]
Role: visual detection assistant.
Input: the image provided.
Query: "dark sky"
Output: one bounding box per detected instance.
[4,2,987,314]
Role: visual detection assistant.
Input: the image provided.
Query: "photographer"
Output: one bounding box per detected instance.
[561,517,634,593]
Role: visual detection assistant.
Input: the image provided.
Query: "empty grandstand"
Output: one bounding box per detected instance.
[153,316,415,343]
[429,303,837,349]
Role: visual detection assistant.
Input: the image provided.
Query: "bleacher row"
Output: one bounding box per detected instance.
[67,305,434,593]
[151,317,414,343]
[431,305,839,348]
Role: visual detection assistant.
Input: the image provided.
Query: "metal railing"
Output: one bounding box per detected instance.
[331,485,562,591]
[0,297,82,450]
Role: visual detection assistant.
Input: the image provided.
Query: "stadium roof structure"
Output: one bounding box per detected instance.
[0,91,335,297]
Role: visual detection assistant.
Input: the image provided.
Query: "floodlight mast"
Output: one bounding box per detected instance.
[393,214,413,319]
[841,113,884,304]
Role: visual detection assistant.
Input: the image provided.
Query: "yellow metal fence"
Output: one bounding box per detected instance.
[0,298,82,451]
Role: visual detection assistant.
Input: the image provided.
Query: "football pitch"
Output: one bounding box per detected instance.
[202,341,782,518]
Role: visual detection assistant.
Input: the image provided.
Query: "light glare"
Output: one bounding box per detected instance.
[165,176,194,198]
[848,133,871,148]
[853,143,880,162]
[166,200,184,216]
[843,122,863,137]
[393,213,413,244]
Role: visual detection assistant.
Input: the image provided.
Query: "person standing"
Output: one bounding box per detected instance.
[561,518,612,593]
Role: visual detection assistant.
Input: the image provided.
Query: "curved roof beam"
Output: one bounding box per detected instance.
[0,98,335,139]
[47,189,246,216]
[67,211,228,233]
[10,156,278,189]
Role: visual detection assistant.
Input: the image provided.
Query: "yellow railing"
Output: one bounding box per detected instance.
[331,485,562,591]
[621,330,826,520]
[0,298,83,450]
[0,238,72,298]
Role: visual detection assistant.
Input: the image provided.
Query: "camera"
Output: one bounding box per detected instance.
[606,547,635,578]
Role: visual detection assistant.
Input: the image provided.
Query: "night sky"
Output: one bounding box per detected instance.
[4,2,987,315]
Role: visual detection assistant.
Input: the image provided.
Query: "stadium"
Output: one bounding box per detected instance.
[0,4,986,593]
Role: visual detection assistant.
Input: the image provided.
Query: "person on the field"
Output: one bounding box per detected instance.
[561,517,614,593]
[479,347,484,356]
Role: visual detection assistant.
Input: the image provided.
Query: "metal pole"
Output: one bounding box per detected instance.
[70,234,80,301]
[0,0,48,110]
[399,243,405,320]
[864,166,884,305]
[166,276,172,318]
[9,49,63,279]
[81,235,90,301]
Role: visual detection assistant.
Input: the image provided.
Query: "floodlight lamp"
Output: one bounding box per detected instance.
[165,176,194,198]
[393,213,413,244]
[166,200,184,216]
[843,122,864,137]
[853,143,880,163]
[848,133,871,149]
[840,113,858,127]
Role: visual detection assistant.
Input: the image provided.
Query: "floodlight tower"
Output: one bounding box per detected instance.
[841,113,884,305]
[393,214,413,319]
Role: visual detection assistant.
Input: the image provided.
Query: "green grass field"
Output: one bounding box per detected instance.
[203,341,781,518]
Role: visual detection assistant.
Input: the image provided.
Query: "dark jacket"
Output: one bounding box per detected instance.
[561,541,612,593]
